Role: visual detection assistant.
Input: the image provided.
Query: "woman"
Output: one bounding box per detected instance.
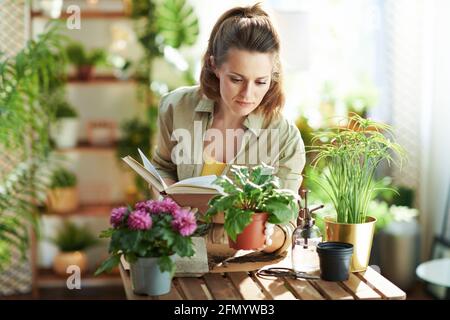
[151,4,305,257]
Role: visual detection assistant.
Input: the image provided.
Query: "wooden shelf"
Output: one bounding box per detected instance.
[31,10,128,19]
[55,140,118,153]
[37,268,122,288]
[67,75,137,84]
[43,202,125,217]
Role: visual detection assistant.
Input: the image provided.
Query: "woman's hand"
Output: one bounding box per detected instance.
[262,223,285,253]
[149,178,176,200]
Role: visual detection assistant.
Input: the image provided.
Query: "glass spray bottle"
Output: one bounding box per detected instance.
[292,189,324,273]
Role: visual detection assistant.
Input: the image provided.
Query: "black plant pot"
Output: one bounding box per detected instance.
[317,242,354,281]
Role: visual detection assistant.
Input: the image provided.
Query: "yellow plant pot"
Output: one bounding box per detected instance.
[53,251,88,276]
[47,187,79,214]
[324,216,377,272]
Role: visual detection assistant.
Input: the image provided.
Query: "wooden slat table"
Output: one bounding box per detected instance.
[119,262,406,300]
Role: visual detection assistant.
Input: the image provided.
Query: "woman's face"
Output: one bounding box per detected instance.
[213,48,273,118]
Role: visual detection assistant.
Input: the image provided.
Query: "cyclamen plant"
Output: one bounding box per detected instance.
[95,198,197,275]
[205,163,300,241]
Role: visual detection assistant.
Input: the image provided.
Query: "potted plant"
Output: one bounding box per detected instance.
[66,42,107,81]
[47,168,79,214]
[309,114,406,271]
[205,164,300,250]
[51,221,98,276]
[50,98,79,149]
[39,0,63,19]
[95,198,197,296]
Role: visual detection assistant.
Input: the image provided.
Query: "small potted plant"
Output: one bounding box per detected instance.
[51,99,79,149]
[51,221,98,276]
[205,164,299,250]
[309,114,406,271]
[47,168,79,214]
[95,198,197,296]
[66,42,107,81]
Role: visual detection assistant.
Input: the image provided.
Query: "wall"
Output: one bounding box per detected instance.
[419,0,450,260]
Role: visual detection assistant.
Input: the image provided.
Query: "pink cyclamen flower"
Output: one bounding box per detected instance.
[128,209,152,230]
[172,208,197,236]
[110,206,128,228]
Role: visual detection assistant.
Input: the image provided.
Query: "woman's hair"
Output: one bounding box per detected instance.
[199,3,284,120]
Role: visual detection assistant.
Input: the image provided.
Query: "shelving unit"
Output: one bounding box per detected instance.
[31,10,127,19]
[30,1,142,290]
[67,75,137,84]
[56,140,118,153]
[44,203,122,217]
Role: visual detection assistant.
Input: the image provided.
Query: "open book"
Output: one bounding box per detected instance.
[121,149,223,213]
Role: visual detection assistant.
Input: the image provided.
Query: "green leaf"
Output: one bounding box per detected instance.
[99,228,114,238]
[119,230,140,249]
[155,0,199,48]
[264,199,294,224]
[158,255,175,275]
[95,254,121,276]
[224,209,253,242]
[204,194,238,221]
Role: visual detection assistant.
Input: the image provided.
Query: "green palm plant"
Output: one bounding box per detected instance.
[309,114,407,224]
[0,22,68,270]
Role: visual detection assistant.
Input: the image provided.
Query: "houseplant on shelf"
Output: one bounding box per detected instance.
[95,198,197,296]
[66,42,107,81]
[50,97,79,149]
[309,114,406,271]
[46,168,79,214]
[51,221,98,276]
[205,164,300,250]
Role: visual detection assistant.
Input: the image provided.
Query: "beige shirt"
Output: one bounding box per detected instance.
[152,85,306,193]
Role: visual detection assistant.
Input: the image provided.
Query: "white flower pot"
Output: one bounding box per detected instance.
[130,255,176,296]
[39,0,64,19]
[52,118,79,149]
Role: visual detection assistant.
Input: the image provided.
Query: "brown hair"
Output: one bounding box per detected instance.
[199,3,285,120]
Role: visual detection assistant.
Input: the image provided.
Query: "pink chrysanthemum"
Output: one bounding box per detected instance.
[110,206,128,228]
[171,208,197,236]
[146,198,180,215]
[135,200,151,212]
[128,209,152,230]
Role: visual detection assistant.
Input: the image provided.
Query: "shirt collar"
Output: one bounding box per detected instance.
[195,95,265,135]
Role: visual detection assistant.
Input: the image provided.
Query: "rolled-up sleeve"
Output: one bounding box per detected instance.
[276,124,306,194]
[151,94,178,181]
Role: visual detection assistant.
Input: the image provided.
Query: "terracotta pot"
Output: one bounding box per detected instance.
[325,216,377,272]
[53,251,87,276]
[228,212,269,250]
[47,187,79,214]
[76,65,94,81]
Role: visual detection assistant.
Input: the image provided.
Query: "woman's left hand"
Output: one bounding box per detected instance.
[264,222,275,247]
[262,222,285,253]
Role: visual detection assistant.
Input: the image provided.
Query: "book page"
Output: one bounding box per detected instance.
[121,156,164,192]
[166,175,223,194]
[138,148,168,190]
